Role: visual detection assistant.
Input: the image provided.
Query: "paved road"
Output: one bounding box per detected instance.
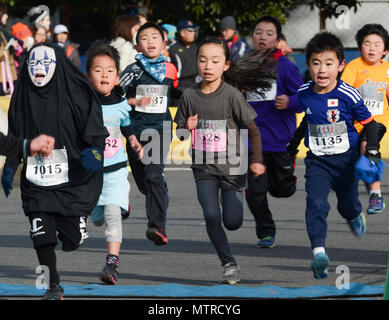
[0,160,388,299]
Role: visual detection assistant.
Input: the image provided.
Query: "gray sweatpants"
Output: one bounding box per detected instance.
[93,204,122,243]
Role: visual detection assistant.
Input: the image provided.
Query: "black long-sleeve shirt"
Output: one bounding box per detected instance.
[0,132,26,159]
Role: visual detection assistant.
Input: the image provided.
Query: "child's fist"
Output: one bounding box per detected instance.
[186,114,199,131]
[250,163,266,177]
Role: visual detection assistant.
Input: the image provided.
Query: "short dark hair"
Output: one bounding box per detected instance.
[252,16,282,39]
[305,32,344,64]
[197,36,230,61]
[85,40,120,73]
[135,22,165,45]
[355,24,389,51]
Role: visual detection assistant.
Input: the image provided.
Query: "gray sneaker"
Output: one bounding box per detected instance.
[219,262,240,285]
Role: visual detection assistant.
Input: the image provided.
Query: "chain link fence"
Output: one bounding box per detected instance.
[283,1,389,51]
[277,1,389,77]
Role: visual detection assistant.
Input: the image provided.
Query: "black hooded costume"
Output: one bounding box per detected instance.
[5,42,108,217]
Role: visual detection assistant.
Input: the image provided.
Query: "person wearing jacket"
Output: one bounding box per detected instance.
[219,16,250,61]
[245,16,304,249]
[110,15,141,73]
[53,24,81,70]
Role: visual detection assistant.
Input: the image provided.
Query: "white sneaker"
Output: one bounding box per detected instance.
[219,262,240,285]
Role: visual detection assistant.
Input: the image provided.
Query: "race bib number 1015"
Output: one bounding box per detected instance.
[26,148,69,187]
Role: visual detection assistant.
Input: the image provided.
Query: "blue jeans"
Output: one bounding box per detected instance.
[195,177,244,266]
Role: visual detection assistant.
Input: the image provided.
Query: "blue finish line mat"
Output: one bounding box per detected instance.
[0,282,384,298]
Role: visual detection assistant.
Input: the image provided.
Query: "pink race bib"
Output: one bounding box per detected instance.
[192,119,227,152]
[104,126,124,158]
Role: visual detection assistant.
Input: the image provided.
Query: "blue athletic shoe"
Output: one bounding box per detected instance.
[348,213,366,238]
[256,236,275,248]
[311,253,329,279]
[367,194,385,215]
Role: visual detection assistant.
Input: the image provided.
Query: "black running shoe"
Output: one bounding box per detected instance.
[146,225,168,245]
[99,255,119,285]
[121,207,130,220]
[42,284,64,300]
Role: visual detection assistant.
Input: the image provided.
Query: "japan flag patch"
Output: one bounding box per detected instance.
[327,99,338,107]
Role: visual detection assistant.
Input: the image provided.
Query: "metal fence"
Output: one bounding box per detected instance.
[282,1,389,51]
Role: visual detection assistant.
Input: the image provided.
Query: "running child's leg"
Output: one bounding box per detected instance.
[144,163,169,245]
[28,212,60,285]
[305,163,332,251]
[221,188,244,231]
[104,204,123,245]
[360,122,387,214]
[28,215,85,298]
[35,244,60,288]
[334,158,365,238]
[304,157,332,279]
[246,152,276,244]
[196,179,235,266]
[100,204,122,285]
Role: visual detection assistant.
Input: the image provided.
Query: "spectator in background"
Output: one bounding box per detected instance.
[277,33,296,63]
[110,15,141,74]
[30,24,47,45]
[0,4,18,96]
[277,33,292,56]
[1,4,28,78]
[135,13,147,26]
[219,16,249,61]
[0,4,10,37]
[161,23,177,60]
[11,21,34,51]
[169,19,199,104]
[161,23,177,48]
[27,5,52,41]
[53,24,81,70]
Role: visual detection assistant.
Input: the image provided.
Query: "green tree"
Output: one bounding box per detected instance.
[150,0,299,37]
[4,0,300,38]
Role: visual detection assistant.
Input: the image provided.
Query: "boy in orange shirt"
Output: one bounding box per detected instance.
[341,24,389,214]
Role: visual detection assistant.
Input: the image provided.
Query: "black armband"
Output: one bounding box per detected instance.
[363,119,378,152]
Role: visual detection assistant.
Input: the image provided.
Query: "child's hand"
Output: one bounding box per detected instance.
[129,135,143,160]
[30,134,55,157]
[127,96,151,107]
[275,94,289,110]
[138,96,151,107]
[250,163,266,177]
[186,114,198,131]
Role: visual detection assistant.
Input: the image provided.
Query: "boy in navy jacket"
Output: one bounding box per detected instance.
[120,22,179,246]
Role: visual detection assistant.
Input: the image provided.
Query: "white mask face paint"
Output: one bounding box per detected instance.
[28,46,56,87]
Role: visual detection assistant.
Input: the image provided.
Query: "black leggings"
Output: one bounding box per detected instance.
[195,179,244,266]
[36,244,60,288]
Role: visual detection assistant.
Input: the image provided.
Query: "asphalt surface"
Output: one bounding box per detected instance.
[0,160,388,300]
